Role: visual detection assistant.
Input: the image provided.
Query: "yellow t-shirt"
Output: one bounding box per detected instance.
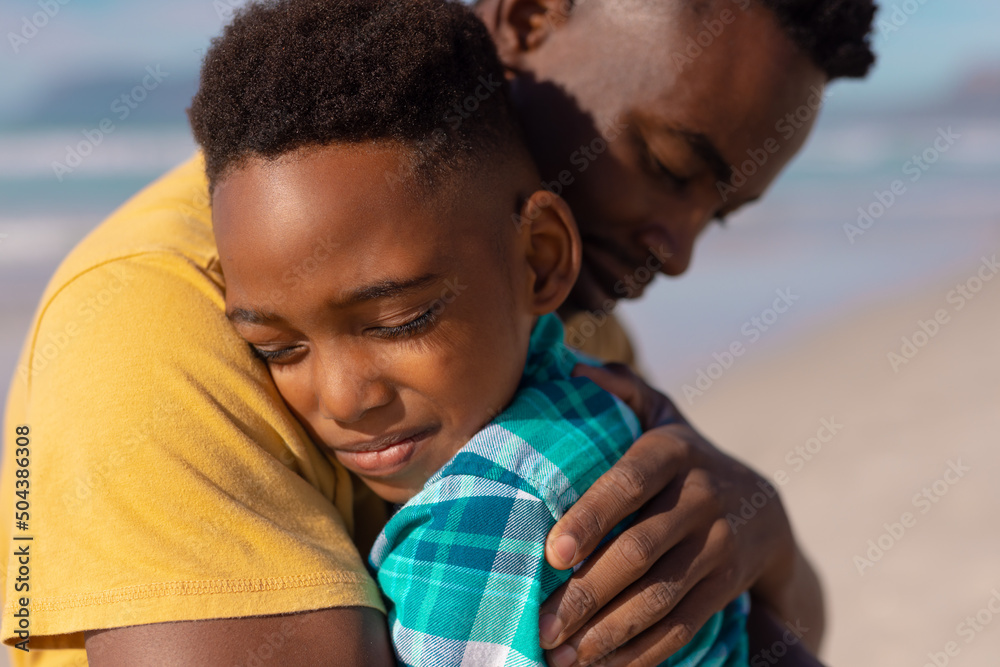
[0,153,640,666]
[0,155,385,665]
[562,310,639,373]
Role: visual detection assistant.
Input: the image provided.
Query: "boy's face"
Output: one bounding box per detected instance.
[213,144,537,503]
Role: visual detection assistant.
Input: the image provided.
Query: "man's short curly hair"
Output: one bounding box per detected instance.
[189,0,518,192]
[756,0,877,79]
[475,0,877,80]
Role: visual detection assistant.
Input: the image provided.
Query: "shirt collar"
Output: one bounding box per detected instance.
[520,313,577,386]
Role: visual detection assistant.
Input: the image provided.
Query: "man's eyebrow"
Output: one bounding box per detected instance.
[666,125,733,184]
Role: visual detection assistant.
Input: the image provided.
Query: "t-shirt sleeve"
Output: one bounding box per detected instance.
[371,475,568,666]
[1,252,384,651]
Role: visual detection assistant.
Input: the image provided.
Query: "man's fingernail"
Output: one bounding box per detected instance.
[549,644,578,667]
[552,534,577,566]
[539,613,564,646]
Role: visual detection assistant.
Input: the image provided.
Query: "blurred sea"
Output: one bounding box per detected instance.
[618,110,1000,393]
[2,106,999,404]
[3,0,1000,409]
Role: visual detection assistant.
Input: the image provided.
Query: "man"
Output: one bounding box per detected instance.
[0,0,874,665]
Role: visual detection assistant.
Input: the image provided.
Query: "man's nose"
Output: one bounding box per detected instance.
[640,198,719,277]
[638,222,695,277]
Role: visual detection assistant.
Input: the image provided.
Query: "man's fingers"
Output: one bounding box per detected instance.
[586,575,735,667]
[540,483,698,649]
[572,363,643,413]
[546,430,684,570]
[572,363,681,430]
[544,537,711,666]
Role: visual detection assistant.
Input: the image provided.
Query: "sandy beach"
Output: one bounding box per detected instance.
[671,258,1000,665]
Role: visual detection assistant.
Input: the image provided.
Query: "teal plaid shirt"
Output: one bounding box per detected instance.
[370,313,750,666]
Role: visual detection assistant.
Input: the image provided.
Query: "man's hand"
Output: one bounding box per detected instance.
[536,363,824,667]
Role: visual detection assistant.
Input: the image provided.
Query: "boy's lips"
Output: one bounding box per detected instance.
[335,426,438,475]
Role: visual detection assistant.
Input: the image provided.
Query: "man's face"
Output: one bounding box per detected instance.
[494,0,828,310]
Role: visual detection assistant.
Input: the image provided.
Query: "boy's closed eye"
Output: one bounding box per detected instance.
[244,306,442,365]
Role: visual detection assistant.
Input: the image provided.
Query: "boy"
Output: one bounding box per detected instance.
[189,0,749,664]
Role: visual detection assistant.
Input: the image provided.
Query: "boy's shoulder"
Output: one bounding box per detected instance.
[429,368,641,521]
[371,314,641,567]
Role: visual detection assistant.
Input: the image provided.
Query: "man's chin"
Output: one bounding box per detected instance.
[562,271,616,315]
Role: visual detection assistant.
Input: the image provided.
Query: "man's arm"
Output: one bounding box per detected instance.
[85,607,394,667]
[1,248,386,649]
[745,603,826,667]
[536,364,824,667]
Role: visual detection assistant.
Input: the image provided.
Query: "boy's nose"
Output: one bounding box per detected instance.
[315,354,395,424]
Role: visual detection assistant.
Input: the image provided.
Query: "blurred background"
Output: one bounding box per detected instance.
[1,0,998,665]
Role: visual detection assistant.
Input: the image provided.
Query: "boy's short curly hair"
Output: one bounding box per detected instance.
[189,0,517,192]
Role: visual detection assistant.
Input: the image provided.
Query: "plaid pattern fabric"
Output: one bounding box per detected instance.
[370,313,750,666]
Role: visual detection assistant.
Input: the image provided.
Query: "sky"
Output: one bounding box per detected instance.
[1,0,1000,126]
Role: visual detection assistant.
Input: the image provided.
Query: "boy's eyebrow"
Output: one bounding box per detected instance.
[226,273,442,325]
[336,273,442,308]
[226,307,282,326]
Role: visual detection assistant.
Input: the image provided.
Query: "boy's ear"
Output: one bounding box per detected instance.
[483,0,571,66]
[517,190,581,315]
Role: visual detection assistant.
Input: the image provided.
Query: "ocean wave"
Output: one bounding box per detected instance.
[0,128,196,179]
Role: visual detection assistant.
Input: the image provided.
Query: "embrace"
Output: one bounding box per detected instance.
[1,0,876,665]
